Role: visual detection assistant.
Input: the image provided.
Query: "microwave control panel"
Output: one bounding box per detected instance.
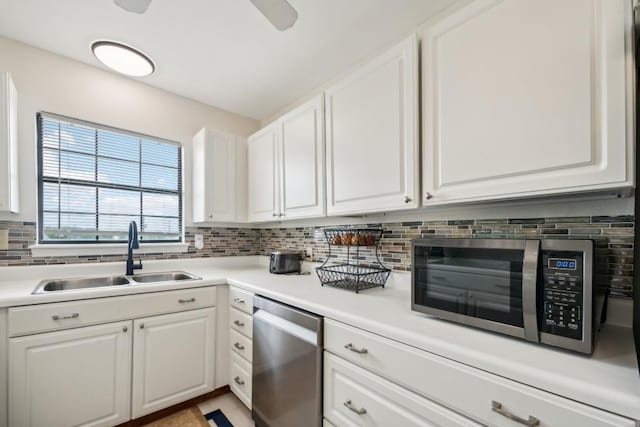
[540,250,584,340]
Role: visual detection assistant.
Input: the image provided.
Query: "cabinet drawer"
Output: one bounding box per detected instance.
[230,307,253,337]
[9,287,216,337]
[325,319,635,427]
[324,352,479,427]
[230,352,252,409]
[230,328,253,362]
[229,286,253,314]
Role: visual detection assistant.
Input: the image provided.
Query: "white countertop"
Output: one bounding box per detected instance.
[0,256,638,420]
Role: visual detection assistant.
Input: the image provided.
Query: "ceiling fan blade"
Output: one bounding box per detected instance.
[250,0,298,31]
[113,0,153,14]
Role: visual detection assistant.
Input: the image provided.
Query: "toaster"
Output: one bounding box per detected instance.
[269,250,302,274]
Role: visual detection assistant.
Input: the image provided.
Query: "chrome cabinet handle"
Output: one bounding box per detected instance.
[122,326,128,333]
[344,400,366,415]
[179,298,195,304]
[425,192,433,200]
[234,342,245,350]
[52,313,79,321]
[492,401,540,426]
[234,376,245,385]
[233,320,245,327]
[404,196,412,203]
[344,343,368,354]
[233,298,245,304]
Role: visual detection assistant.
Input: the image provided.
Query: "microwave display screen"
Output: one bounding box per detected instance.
[548,258,577,270]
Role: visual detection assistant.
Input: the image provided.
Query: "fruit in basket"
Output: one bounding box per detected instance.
[351,234,360,246]
[331,234,342,245]
[364,234,375,246]
[343,232,354,245]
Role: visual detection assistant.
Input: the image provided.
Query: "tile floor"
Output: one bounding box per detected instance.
[198,392,254,427]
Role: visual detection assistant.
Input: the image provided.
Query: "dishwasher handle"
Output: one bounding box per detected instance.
[253,295,323,345]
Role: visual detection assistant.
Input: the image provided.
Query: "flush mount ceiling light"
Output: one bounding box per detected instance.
[91,41,155,77]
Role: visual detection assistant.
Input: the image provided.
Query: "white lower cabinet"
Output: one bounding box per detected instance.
[325,319,635,427]
[8,287,218,426]
[9,321,132,427]
[131,308,216,418]
[230,351,252,409]
[228,286,254,409]
[324,352,479,427]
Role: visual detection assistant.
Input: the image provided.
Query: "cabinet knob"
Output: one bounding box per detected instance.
[209,214,213,219]
[425,192,433,200]
[272,212,278,217]
[122,326,128,333]
[234,376,245,386]
[404,196,412,204]
[234,342,245,350]
[233,320,245,327]
[140,323,145,329]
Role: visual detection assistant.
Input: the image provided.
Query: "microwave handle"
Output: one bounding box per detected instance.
[522,240,540,343]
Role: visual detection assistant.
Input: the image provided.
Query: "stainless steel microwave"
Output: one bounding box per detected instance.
[411,238,607,354]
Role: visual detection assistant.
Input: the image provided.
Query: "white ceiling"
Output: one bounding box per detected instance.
[0,0,456,120]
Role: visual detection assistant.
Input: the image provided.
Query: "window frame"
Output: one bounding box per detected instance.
[36,112,184,245]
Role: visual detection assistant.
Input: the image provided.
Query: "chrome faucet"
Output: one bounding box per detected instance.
[126,221,143,275]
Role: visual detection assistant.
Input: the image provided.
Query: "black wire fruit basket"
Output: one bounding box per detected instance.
[316,227,390,293]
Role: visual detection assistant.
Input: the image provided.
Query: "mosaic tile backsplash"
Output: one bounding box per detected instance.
[260,216,635,299]
[0,215,635,298]
[0,221,261,265]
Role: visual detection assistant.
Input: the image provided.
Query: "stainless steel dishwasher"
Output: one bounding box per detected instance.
[252,295,323,427]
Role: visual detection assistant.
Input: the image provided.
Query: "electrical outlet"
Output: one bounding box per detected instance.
[194,234,204,250]
[0,230,8,250]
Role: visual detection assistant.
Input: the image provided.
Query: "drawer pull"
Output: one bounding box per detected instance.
[233,298,245,304]
[52,313,79,321]
[234,376,245,385]
[344,343,368,354]
[122,326,128,333]
[233,320,245,327]
[234,342,245,350]
[492,401,540,426]
[179,298,196,304]
[344,400,367,415]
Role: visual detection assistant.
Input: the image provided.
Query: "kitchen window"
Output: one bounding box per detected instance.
[36,112,183,244]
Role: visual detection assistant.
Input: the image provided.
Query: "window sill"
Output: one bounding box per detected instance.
[29,243,190,258]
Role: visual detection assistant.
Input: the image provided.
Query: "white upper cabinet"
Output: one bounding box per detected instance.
[278,95,325,220]
[247,124,279,222]
[421,0,634,205]
[0,72,18,213]
[192,128,247,223]
[325,35,420,215]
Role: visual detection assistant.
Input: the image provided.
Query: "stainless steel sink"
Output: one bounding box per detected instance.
[33,276,130,294]
[129,271,201,283]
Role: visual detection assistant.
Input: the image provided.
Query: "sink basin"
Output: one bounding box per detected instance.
[33,276,130,294]
[129,271,201,283]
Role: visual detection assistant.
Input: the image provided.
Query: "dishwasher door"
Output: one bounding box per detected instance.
[252,296,323,427]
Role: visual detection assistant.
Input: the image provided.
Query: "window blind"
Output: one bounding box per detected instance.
[37,113,182,243]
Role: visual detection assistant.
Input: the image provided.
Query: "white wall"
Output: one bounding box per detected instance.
[0,36,259,224]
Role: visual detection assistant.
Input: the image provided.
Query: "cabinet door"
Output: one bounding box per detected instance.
[0,72,18,213]
[421,0,633,205]
[248,124,279,222]
[132,307,216,418]
[279,95,325,219]
[9,321,132,427]
[192,128,238,222]
[325,35,419,215]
